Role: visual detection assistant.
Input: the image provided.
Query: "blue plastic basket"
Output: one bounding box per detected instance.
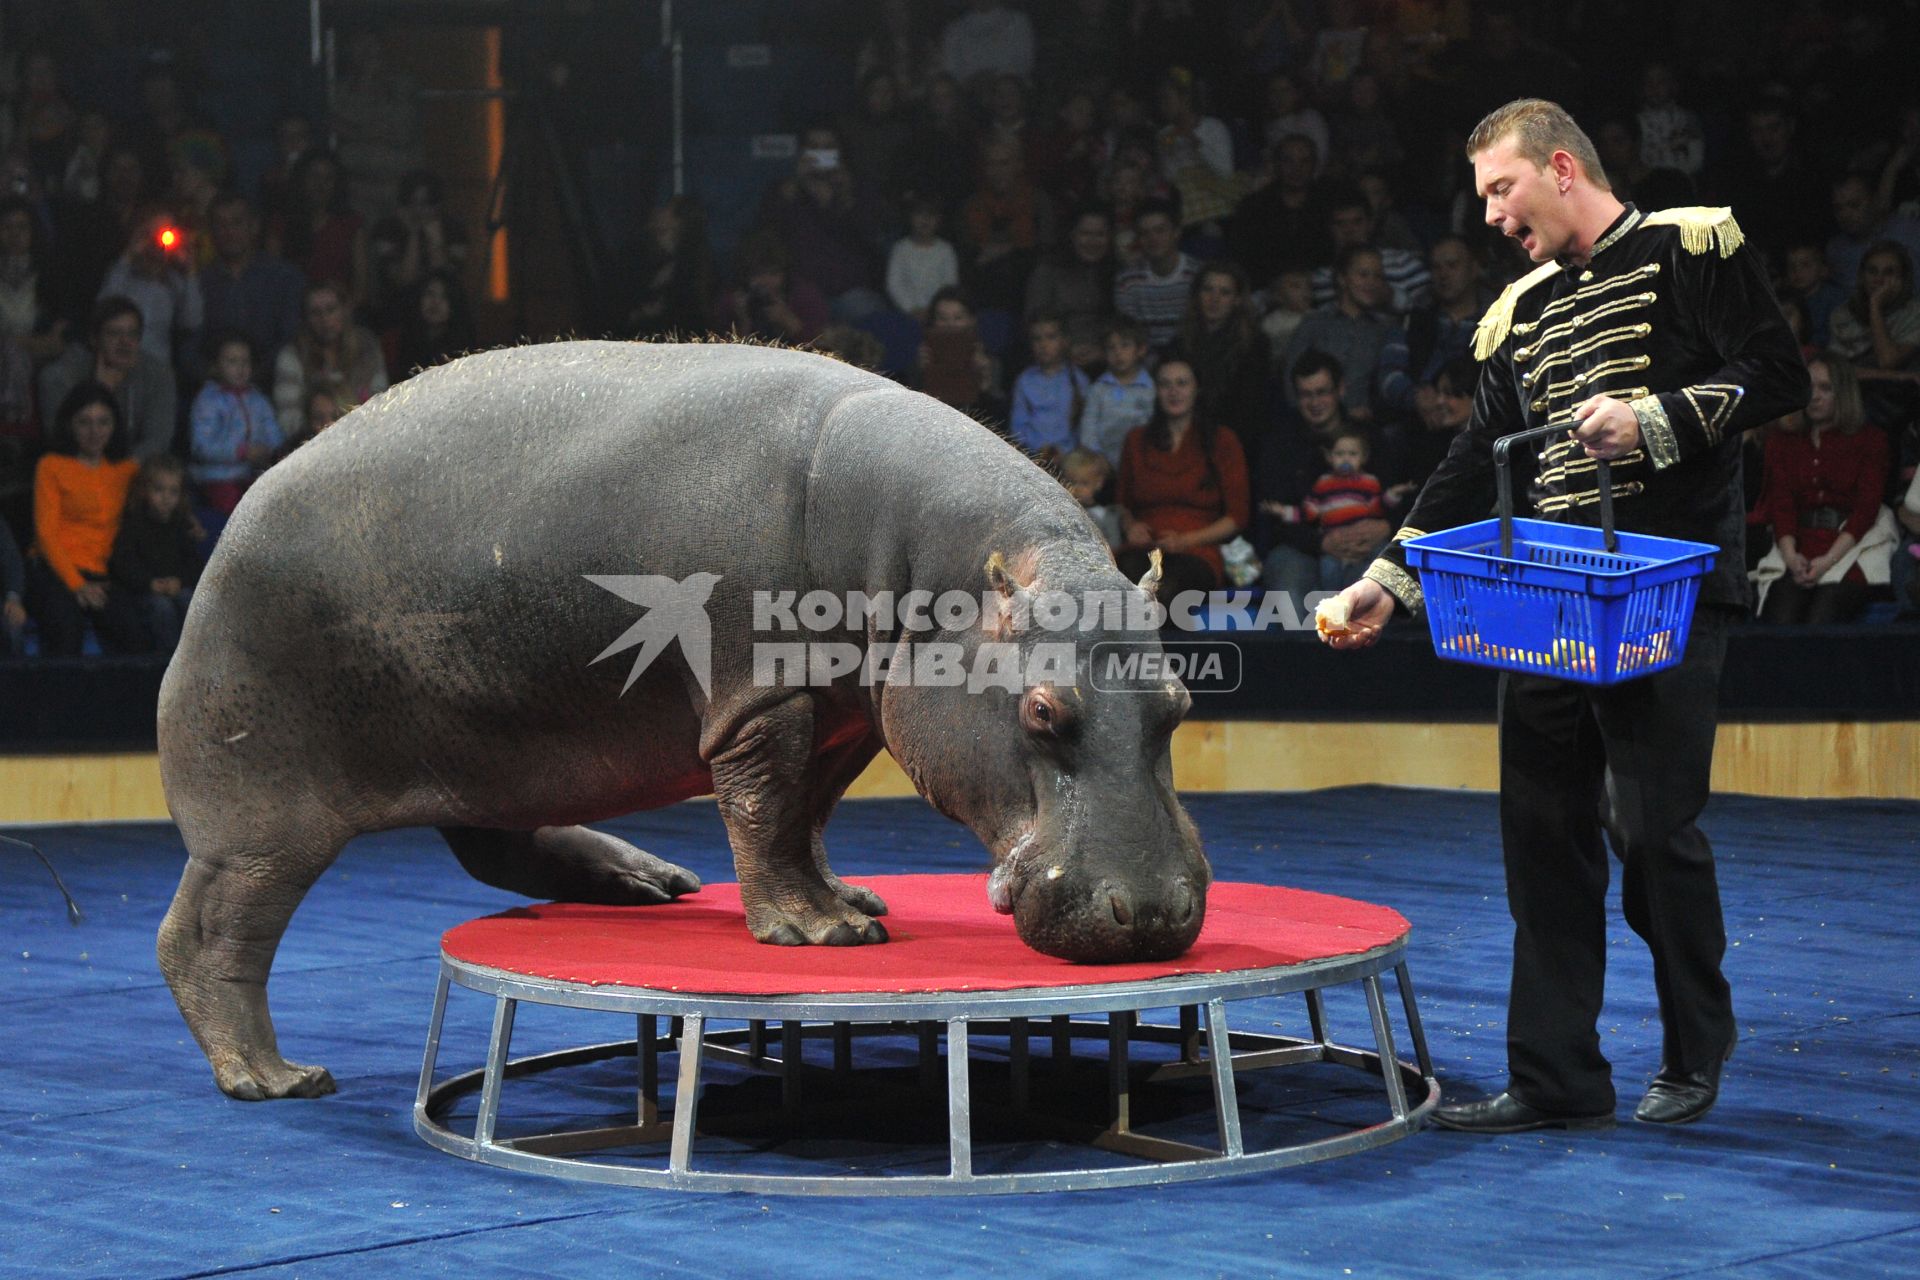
[1399,424,1717,685]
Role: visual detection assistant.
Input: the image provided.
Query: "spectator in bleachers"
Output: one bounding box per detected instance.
[626,195,714,339]
[857,0,940,105]
[1713,96,1829,262]
[274,386,342,463]
[127,61,218,210]
[1154,67,1232,185]
[258,112,315,222]
[1355,170,1421,255]
[1826,174,1920,303]
[38,297,176,461]
[1258,71,1328,163]
[1257,351,1389,597]
[202,192,305,384]
[1079,318,1154,466]
[886,196,959,322]
[1102,153,1155,266]
[897,74,976,216]
[1171,261,1270,449]
[760,125,886,323]
[1035,0,1124,96]
[1330,72,1405,178]
[1008,313,1085,459]
[1113,198,1195,353]
[1592,115,1651,208]
[1374,233,1487,421]
[1260,426,1392,593]
[1114,354,1249,600]
[1027,87,1106,213]
[273,280,387,438]
[25,381,139,656]
[1310,187,1430,315]
[0,195,65,431]
[1379,353,1473,510]
[838,71,911,214]
[390,270,476,380]
[1129,0,1231,91]
[1893,466,1920,614]
[810,323,886,373]
[980,73,1031,156]
[16,50,77,193]
[1,514,25,655]
[60,111,110,205]
[1307,0,1370,103]
[1283,245,1393,421]
[940,0,1035,89]
[107,454,198,655]
[1783,241,1844,348]
[1023,207,1113,356]
[98,206,202,371]
[270,150,368,308]
[190,332,281,515]
[961,135,1054,313]
[1258,267,1313,362]
[331,31,424,219]
[1230,134,1327,288]
[368,169,469,327]
[1059,445,1122,549]
[1828,240,1920,375]
[1636,63,1705,178]
[718,231,826,346]
[53,146,149,324]
[1753,351,1893,624]
[916,286,1001,419]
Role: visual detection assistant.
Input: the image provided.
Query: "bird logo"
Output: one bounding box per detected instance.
[585,572,722,698]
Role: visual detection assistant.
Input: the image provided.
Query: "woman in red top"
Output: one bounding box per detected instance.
[1116,356,1251,604]
[1756,351,1890,623]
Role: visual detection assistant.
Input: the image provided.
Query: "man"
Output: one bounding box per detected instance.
[38,296,178,460]
[1113,198,1197,353]
[1309,187,1432,315]
[1826,174,1920,300]
[1375,234,1490,421]
[1324,99,1808,1132]
[1281,244,1394,419]
[1711,96,1826,263]
[759,124,886,323]
[1228,133,1328,286]
[1259,351,1390,602]
[202,193,305,388]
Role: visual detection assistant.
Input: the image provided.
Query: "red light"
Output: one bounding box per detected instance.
[157,227,179,249]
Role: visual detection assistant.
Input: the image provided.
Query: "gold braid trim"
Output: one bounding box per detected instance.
[1641,206,1745,257]
[1629,394,1681,468]
[1472,261,1562,361]
[1364,557,1424,617]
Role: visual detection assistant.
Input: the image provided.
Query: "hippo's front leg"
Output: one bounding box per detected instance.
[711,694,889,946]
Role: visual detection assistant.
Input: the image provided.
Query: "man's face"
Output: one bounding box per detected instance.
[1786,246,1828,293]
[1475,137,1565,262]
[1277,138,1316,190]
[211,200,257,261]
[1429,240,1478,304]
[1136,212,1177,264]
[1747,110,1792,166]
[1069,214,1110,263]
[1328,204,1371,249]
[1832,181,1875,237]
[96,312,141,368]
[1339,251,1387,310]
[1295,370,1341,427]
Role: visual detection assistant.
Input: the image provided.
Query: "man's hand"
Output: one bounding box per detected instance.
[1570,394,1642,459]
[1319,576,1395,650]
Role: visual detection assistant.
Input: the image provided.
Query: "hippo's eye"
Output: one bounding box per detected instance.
[1020,686,1075,737]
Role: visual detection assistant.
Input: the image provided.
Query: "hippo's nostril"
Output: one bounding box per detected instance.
[1169,881,1194,924]
[1109,891,1133,927]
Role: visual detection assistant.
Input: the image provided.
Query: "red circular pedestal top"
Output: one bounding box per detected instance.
[441,875,1410,997]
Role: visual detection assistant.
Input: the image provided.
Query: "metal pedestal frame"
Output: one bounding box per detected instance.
[416,939,1437,1195]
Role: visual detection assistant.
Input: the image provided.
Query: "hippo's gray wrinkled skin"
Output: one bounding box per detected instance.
[157,342,1209,1101]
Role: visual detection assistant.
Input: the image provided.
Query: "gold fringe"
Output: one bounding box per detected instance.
[1472,262,1561,361]
[1642,206,1745,257]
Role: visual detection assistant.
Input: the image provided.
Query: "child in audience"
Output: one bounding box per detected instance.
[916,287,998,415]
[191,333,283,515]
[1,517,24,655]
[1009,313,1087,459]
[1263,427,1390,591]
[1060,447,1122,548]
[108,455,200,654]
[1078,319,1155,466]
[1260,269,1315,362]
[885,197,959,321]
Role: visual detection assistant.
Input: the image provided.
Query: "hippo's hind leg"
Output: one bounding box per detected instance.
[810,732,889,919]
[712,695,887,946]
[157,807,351,1101]
[441,826,701,903]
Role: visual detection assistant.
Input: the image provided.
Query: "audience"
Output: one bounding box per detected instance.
[272,280,387,438]
[107,454,199,654]
[38,297,176,460]
[1115,355,1250,602]
[1112,198,1196,352]
[189,332,281,515]
[26,381,140,655]
[201,193,305,387]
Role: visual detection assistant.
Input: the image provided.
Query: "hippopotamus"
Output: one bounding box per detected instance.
[157,341,1210,1100]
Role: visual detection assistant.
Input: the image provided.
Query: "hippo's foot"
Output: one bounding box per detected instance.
[442,825,701,904]
[213,1051,337,1102]
[825,873,889,918]
[745,887,889,947]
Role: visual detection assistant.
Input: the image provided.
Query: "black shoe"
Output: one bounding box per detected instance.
[1430,1091,1614,1134]
[1635,1035,1737,1125]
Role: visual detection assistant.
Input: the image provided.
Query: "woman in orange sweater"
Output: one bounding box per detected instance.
[25,381,139,655]
[1116,356,1251,606]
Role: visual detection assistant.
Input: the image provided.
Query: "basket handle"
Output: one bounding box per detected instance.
[1492,421,1617,557]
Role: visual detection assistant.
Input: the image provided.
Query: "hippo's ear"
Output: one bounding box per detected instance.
[1136,548,1163,601]
[985,552,1025,639]
[986,551,1016,599]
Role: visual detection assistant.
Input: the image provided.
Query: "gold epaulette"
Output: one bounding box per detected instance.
[1640,206,1745,258]
[1472,261,1561,361]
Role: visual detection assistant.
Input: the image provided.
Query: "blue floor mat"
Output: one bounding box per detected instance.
[2,788,1915,1280]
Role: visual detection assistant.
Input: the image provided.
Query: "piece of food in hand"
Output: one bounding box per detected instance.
[1315,595,1353,637]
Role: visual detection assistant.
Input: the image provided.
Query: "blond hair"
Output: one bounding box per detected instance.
[1466,99,1611,192]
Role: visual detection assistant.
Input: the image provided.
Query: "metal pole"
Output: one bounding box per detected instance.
[671,31,685,196]
[309,0,323,66]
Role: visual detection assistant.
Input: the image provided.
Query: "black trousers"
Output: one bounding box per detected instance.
[1496,604,1738,1114]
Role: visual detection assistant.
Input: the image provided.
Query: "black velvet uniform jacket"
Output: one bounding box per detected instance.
[1365,204,1810,611]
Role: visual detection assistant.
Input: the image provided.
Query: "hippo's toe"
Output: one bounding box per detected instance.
[756,920,809,946]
